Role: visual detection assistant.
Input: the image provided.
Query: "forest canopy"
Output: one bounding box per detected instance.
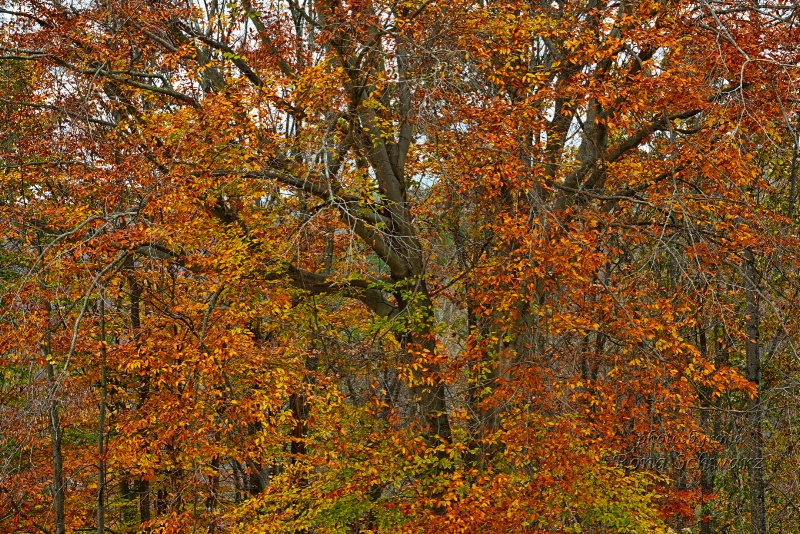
[2,0,800,532]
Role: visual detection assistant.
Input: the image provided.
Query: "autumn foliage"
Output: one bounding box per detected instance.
[2,0,800,532]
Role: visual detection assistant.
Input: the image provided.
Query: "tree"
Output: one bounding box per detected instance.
[2,0,800,531]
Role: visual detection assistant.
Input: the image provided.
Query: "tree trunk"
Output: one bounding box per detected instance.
[128,268,152,528]
[403,289,452,444]
[698,323,717,534]
[97,294,107,534]
[698,321,730,534]
[139,479,151,526]
[744,250,767,534]
[41,308,66,534]
[45,359,66,534]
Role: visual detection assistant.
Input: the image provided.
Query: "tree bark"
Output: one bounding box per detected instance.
[744,249,767,534]
[45,358,66,534]
[401,288,452,444]
[128,268,152,527]
[97,294,107,534]
[42,307,66,534]
[698,322,717,534]
[139,479,151,526]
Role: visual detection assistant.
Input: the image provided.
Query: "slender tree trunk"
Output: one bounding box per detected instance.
[45,361,66,534]
[698,322,717,534]
[139,479,151,526]
[744,250,767,534]
[289,390,308,458]
[290,352,319,534]
[127,268,152,527]
[455,226,499,463]
[206,456,220,533]
[787,129,798,219]
[674,466,687,532]
[46,361,66,534]
[97,294,107,534]
[42,307,66,534]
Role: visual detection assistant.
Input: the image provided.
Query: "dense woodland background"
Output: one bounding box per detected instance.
[2,0,800,531]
